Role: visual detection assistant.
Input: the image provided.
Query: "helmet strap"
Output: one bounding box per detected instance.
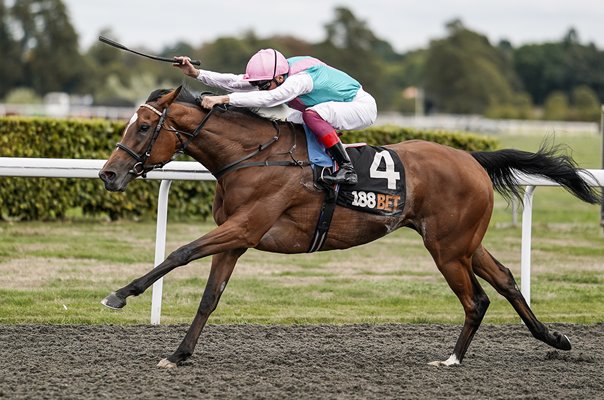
[272,49,278,79]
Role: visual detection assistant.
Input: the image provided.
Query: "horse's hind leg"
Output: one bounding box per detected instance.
[471,245,571,350]
[157,249,246,368]
[429,257,491,366]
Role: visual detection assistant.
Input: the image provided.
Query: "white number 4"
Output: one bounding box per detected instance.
[369,151,400,189]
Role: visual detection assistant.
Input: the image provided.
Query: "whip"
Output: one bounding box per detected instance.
[98,35,201,66]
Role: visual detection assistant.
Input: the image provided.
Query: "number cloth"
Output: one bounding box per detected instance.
[336,146,406,216]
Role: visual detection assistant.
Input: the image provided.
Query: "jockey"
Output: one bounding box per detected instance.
[173,49,377,186]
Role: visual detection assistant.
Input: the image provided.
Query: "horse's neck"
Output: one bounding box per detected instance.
[179,107,284,174]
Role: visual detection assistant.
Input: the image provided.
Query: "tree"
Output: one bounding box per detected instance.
[96,72,163,106]
[160,41,196,60]
[263,35,315,59]
[199,37,255,74]
[3,87,42,104]
[514,29,604,105]
[324,7,377,52]
[0,0,23,98]
[570,85,600,121]
[486,92,534,120]
[10,0,88,94]
[423,19,516,114]
[315,7,392,108]
[85,29,132,95]
[88,29,126,69]
[543,91,569,120]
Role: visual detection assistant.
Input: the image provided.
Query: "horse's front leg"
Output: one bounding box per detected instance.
[157,249,245,368]
[101,216,262,309]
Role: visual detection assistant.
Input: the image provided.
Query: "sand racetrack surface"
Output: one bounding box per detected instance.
[0,323,602,399]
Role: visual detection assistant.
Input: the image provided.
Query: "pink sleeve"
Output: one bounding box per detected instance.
[196,70,254,92]
[228,73,313,108]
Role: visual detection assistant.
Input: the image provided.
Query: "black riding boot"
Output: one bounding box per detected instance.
[324,141,358,185]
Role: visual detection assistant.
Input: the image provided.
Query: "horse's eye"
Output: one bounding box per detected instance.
[139,124,150,133]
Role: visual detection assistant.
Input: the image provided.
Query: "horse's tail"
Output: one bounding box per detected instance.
[471,143,601,205]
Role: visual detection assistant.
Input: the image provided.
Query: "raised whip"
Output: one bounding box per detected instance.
[98,35,201,66]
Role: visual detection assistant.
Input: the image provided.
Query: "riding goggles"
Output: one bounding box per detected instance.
[250,79,273,91]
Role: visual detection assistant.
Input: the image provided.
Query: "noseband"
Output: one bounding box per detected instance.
[115,103,214,177]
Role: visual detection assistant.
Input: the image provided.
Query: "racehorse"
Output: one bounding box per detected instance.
[98,86,600,368]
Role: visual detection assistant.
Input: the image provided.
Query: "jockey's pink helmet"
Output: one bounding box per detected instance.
[243,49,289,81]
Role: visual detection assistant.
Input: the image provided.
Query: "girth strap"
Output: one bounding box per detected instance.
[308,176,340,253]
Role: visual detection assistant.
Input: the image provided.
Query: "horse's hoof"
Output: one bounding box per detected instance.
[100,292,126,309]
[553,332,572,351]
[428,354,460,366]
[157,358,177,369]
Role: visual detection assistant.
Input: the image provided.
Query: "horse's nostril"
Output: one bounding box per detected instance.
[99,170,117,183]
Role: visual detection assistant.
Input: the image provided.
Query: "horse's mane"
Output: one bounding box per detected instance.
[146,88,172,102]
[146,87,200,107]
[148,87,289,124]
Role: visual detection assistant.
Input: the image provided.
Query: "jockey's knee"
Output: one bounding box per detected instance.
[302,109,334,136]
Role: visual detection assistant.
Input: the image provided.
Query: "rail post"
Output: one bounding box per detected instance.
[600,105,604,232]
[520,185,536,306]
[150,179,172,325]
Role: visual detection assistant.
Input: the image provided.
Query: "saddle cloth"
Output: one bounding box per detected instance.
[336,145,406,216]
[302,124,405,216]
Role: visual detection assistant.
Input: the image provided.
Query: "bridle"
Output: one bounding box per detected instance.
[116,100,308,179]
[115,103,215,177]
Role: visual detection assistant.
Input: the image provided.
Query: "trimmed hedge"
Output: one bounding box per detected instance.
[0,117,497,221]
[343,125,497,152]
[0,117,215,221]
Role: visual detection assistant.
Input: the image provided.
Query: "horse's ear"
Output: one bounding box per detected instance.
[160,86,182,106]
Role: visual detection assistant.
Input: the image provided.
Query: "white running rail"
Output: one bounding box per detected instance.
[513,169,604,306]
[0,157,214,325]
[0,157,602,320]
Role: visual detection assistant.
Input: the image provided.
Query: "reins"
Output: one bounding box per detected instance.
[116,101,309,180]
[213,120,309,180]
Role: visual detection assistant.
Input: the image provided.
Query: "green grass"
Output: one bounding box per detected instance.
[0,132,602,325]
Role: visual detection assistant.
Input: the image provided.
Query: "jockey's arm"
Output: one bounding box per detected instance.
[195,70,254,92]
[227,73,313,108]
[173,56,253,92]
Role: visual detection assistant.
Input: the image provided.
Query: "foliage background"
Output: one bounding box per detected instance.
[0,117,496,221]
[1,2,603,121]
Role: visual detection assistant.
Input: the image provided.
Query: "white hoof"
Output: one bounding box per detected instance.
[157,358,177,369]
[428,354,460,366]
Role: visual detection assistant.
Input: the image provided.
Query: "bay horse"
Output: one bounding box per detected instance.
[98,86,600,368]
